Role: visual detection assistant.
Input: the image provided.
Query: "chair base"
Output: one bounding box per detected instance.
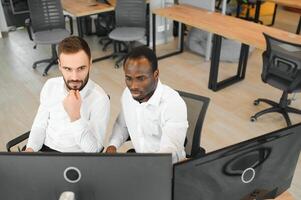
[33,44,58,76]
[251,92,301,126]
[112,41,131,68]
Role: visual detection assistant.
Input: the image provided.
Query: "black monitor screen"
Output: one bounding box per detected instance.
[0,153,172,200]
[173,123,301,200]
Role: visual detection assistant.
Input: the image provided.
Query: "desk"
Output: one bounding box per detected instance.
[61,0,114,37]
[152,4,301,91]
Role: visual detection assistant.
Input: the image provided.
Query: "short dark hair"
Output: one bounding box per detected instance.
[123,46,158,72]
[58,36,91,60]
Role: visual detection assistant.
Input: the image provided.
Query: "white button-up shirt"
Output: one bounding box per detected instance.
[109,80,188,163]
[27,77,110,152]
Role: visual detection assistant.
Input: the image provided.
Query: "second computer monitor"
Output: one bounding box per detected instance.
[173,123,301,200]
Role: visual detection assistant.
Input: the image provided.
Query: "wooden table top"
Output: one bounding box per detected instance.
[61,0,114,17]
[152,4,301,50]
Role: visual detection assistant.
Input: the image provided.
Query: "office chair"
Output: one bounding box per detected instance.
[95,11,115,51]
[178,90,210,158]
[108,0,147,68]
[125,91,210,159]
[6,131,30,152]
[250,33,301,127]
[26,0,73,76]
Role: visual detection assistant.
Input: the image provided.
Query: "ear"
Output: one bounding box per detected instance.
[58,59,62,72]
[154,69,159,79]
[88,58,93,71]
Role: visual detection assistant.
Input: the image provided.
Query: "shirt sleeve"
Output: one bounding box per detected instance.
[70,95,110,153]
[27,82,50,152]
[159,97,188,163]
[108,108,129,149]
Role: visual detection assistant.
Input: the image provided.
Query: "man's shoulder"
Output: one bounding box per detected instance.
[88,80,109,100]
[42,77,63,91]
[161,84,182,103]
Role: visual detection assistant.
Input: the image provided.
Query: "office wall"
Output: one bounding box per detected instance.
[0,3,8,37]
[149,0,174,45]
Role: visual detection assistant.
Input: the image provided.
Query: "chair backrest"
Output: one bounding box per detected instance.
[262,33,301,91]
[27,0,65,33]
[178,0,215,11]
[178,91,210,158]
[115,0,146,28]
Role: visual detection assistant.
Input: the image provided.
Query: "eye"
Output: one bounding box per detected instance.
[137,76,145,81]
[64,67,71,71]
[78,66,86,71]
[125,76,132,81]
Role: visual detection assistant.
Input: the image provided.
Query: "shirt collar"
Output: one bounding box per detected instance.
[143,80,163,107]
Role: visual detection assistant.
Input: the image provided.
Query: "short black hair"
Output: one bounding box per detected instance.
[123,46,158,72]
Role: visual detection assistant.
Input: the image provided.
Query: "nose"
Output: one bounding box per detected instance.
[130,79,140,90]
[70,70,79,80]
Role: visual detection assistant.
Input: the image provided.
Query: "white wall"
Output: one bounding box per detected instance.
[0,3,8,38]
[149,0,174,45]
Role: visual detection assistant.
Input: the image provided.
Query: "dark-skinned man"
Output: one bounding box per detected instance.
[106,46,188,163]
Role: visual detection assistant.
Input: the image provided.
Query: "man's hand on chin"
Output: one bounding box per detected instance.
[63,90,82,122]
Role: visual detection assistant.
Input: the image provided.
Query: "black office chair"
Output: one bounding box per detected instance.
[95,11,115,51]
[125,91,210,159]
[6,131,30,152]
[26,0,73,76]
[250,33,301,127]
[108,0,147,68]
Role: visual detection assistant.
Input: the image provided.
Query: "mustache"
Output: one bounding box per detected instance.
[67,80,83,84]
[130,89,142,93]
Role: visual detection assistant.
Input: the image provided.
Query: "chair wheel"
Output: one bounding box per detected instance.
[253,100,260,106]
[42,72,47,76]
[250,116,257,122]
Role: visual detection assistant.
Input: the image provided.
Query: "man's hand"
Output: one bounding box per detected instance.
[24,147,34,152]
[106,145,117,153]
[63,90,82,122]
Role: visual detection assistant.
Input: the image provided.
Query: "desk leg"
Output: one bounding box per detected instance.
[209,34,250,91]
[254,0,262,23]
[76,17,83,38]
[297,16,301,35]
[146,4,150,47]
[208,34,222,90]
[152,13,156,53]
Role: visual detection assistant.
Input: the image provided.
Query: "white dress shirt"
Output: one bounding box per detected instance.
[27,77,110,152]
[109,80,188,163]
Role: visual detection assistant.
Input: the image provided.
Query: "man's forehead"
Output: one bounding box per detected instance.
[125,57,152,71]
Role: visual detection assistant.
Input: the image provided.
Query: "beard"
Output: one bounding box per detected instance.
[64,72,89,91]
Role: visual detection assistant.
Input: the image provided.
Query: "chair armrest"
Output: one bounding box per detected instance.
[6,131,30,152]
[64,14,74,35]
[288,71,301,92]
[25,18,33,41]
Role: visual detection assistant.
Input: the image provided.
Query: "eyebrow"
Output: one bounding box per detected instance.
[62,65,86,69]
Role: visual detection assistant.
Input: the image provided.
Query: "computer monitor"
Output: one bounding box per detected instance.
[173,123,301,200]
[0,153,172,200]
